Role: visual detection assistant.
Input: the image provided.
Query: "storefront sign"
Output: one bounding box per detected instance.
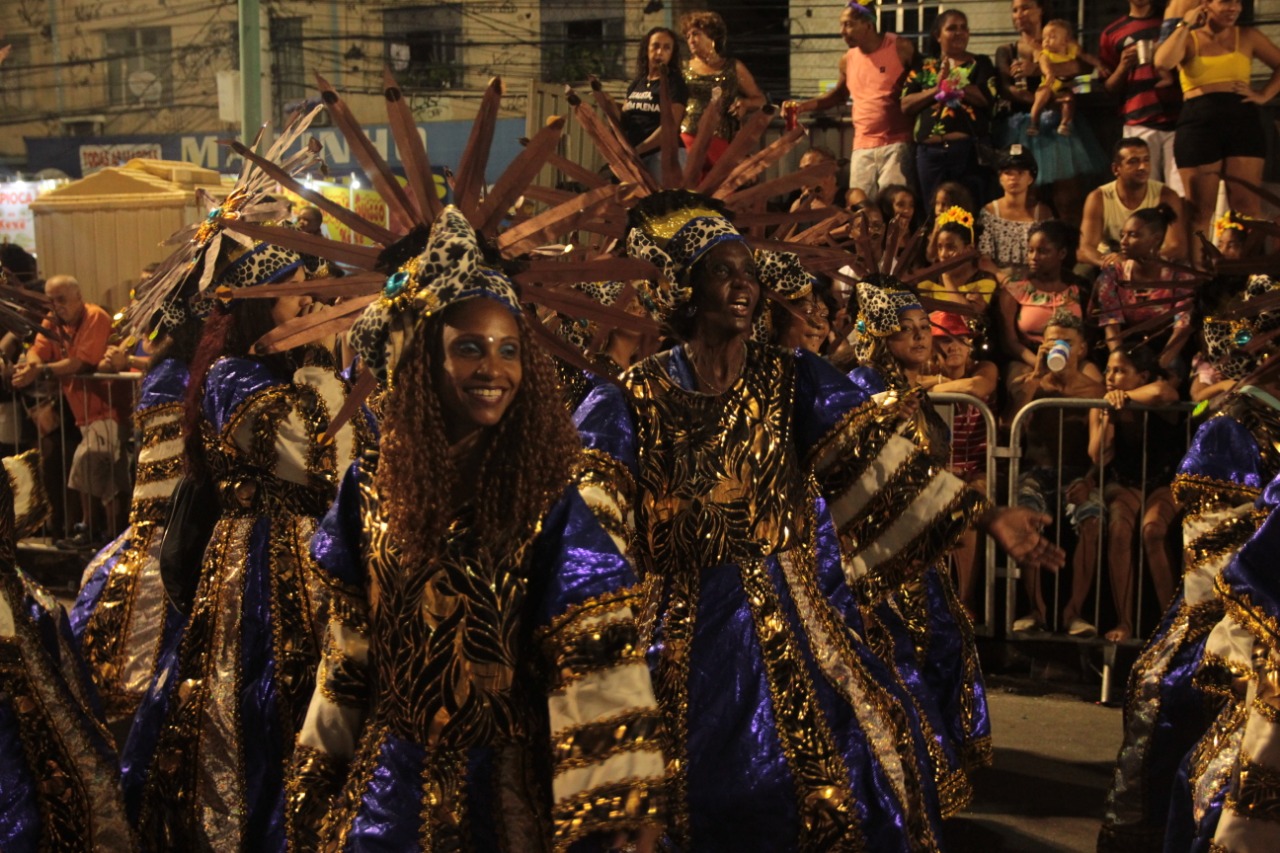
[25,120,524,180]
[78,143,165,174]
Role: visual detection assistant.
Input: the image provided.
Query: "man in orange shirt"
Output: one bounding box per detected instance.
[13,275,127,543]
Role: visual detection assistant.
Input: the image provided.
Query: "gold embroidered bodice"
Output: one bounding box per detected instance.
[358,479,536,749]
[625,343,809,573]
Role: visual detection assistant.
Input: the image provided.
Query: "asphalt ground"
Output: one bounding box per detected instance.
[947,684,1122,852]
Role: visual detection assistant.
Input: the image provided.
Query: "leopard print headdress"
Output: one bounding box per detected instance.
[624,190,746,319]
[853,277,923,365]
[1204,273,1280,380]
[190,241,306,318]
[350,206,521,385]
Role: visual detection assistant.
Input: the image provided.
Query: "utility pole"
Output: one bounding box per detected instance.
[239,0,263,144]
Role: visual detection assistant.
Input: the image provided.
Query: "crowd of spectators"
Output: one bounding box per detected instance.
[771,0,1280,641]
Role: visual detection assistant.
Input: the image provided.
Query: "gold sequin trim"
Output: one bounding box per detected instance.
[552,709,664,773]
[777,524,938,848]
[140,408,184,448]
[1218,577,1280,652]
[551,777,667,853]
[851,488,987,606]
[544,620,642,692]
[1173,473,1261,518]
[539,587,640,640]
[319,647,369,708]
[1228,754,1280,822]
[135,455,184,484]
[321,724,389,850]
[739,557,865,851]
[284,743,348,851]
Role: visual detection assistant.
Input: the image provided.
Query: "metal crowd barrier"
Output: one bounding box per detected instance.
[1,371,143,553]
[1004,398,1197,646]
[927,392,999,638]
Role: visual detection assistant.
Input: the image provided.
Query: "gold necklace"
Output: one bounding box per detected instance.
[685,342,744,394]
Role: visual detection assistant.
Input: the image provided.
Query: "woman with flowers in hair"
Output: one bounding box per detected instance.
[1189,213,1257,402]
[901,8,996,217]
[284,208,666,852]
[122,241,367,851]
[577,189,1061,850]
[916,205,999,334]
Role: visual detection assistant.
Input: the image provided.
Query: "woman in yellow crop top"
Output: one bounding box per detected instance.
[1155,0,1280,263]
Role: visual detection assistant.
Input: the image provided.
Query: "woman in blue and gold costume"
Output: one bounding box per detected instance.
[283,207,666,851]
[575,190,1059,850]
[0,451,134,851]
[69,302,201,726]
[121,241,366,851]
[1189,466,1280,850]
[844,280,992,812]
[1100,273,1280,852]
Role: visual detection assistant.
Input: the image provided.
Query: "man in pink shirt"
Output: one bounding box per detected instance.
[785,1,916,200]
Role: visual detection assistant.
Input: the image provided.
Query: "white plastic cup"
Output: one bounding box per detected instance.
[1047,339,1071,372]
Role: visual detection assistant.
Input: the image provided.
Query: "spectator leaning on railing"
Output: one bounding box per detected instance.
[10,275,125,545]
[930,313,999,620]
[1084,344,1183,643]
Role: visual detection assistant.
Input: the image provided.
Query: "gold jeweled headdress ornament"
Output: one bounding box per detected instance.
[625,190,747,318]
[1204,273,1280,381]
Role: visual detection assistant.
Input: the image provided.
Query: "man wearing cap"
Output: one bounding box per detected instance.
[783,0,915,199]
[1080,137,1186,269]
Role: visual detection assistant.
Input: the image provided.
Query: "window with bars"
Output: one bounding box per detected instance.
[384,5,464,90]
[104,27,172,107]
[540,0,625,82]
[876,0,940,51]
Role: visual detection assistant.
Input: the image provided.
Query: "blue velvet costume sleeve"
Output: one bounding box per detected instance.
[137,359,190,410]
[532,486,641,628]
[847,365,887,401]
[573,380,640,478]
[309,459,368,589]
[201,357,285,434]
[1215,471,1280,648]
[791,349,872,455]
[1176,415,1265,490]
[530,455,666,847]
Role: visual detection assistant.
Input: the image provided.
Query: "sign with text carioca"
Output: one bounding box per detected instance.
[79,143,164,174]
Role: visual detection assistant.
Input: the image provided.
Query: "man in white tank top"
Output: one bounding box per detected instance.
[1080,137,1186,268]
